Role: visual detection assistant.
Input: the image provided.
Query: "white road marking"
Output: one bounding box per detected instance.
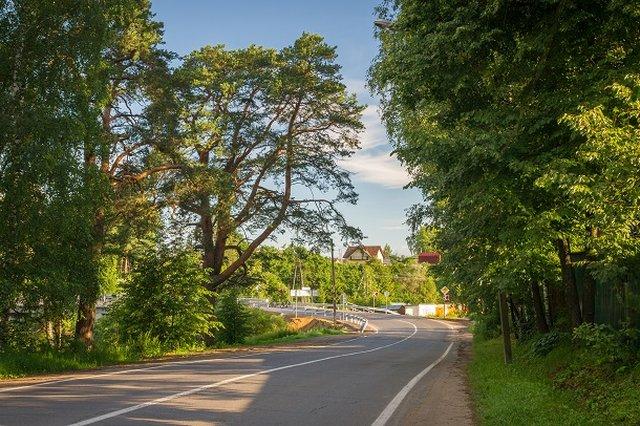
[371,319,455,426]
[68,322,418,426]
[0,333,365,394]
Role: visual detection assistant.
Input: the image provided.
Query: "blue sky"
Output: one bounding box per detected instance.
[151,0,422,256]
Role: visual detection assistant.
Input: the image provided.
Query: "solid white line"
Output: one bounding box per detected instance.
[371,319,455,426]
[68,322,418,426]
[0,333,366,394]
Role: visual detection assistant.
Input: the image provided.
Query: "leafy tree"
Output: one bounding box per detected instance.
[74,0,180,346]
[369,0,640,332]
[215,287,250,344]
[104,248,215,350]
[166,34,364,292]
[0,0,115,348]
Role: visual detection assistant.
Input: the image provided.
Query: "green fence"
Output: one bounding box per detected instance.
[575,268,640,328]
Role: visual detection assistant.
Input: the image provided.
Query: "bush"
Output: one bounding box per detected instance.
[101,248,217,351]
[245,308,286,336]
[529,331,567,358]
[572,323,639,366]
[471,313,501,341]
[215,288,250,344]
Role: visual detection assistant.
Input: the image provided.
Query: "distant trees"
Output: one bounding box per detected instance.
[247,245,439,306]
[370,0,640,333]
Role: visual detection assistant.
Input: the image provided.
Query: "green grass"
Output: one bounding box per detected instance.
[0,327,344,379]
[0,347,132,379]
[468,338,609,425]
[244,327,342,346]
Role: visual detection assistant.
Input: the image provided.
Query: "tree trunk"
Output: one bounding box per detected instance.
[555,238,582,328]
[531,281,550,333]
[546,281,567,329]
[498,292,513,364]
[75,298,96,347]
[74,210,105,346]
[581,227,598,324]
[201,212,216,271]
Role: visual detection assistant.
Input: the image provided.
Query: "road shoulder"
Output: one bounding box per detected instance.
[390,323,476,425]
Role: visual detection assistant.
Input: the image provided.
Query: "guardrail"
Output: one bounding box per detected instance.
[265,304,369,333]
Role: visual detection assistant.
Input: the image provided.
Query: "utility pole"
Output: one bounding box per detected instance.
[331,240,337,324]
[293,262,299,318]
[498,292,513,364]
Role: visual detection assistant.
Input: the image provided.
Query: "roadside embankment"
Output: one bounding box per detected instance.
[468,337,640,425]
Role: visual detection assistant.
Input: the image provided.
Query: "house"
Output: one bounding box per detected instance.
[418,251,441,265]
[342,244,388,264]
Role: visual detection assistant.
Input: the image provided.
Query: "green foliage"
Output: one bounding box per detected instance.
[215,288,251,345]
[469,339,609,425]
[102,248,216,350]
[571,323,639,366]
[370,0,640,334]
[245,308,287,336]
[529,331,567,358]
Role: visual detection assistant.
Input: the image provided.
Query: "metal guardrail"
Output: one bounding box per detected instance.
[265,304,369,333]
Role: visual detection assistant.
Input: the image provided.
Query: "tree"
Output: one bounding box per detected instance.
[167,34,364,293]
[74,0,180,345]
[104,248,216,350]
[0,0,117,348]
[215,287,250,344]
[369,0,640,332]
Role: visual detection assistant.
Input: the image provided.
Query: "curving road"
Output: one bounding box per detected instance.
[0,314,472,425]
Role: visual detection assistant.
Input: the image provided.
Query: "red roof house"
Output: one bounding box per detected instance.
[342,245,388,263]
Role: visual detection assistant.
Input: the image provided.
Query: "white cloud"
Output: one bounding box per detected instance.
[344,78,369,98]
[360,105,388,150]
[341,150,411,189]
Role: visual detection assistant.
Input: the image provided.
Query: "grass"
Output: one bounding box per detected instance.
[0,327,344,380]
[0,346,131,379]
[468,337,639,425]
[244,327,342,346]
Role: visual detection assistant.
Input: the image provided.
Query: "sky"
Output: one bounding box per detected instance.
[151,0,422,256]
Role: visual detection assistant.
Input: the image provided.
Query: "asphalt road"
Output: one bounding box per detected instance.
[0,314,467,425]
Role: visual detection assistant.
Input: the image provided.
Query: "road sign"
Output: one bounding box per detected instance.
[444,293,450,302]
[440,286,450,295]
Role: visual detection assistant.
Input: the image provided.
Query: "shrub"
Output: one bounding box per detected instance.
[245,308,286,336]
[101,248,217,351]
[215,288,250,344]
[471,314,501,341]
[572,323,639,366]
[529,331,567,358]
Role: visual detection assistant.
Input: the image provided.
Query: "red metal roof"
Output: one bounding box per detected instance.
[418,251,441,265]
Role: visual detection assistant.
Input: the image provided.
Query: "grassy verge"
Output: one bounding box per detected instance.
[0,327,344,380]
[468,338,639,425]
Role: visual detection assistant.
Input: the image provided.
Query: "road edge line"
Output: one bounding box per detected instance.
[371,319,455,426]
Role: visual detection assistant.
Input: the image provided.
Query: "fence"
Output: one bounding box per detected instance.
[575,268,640,328]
